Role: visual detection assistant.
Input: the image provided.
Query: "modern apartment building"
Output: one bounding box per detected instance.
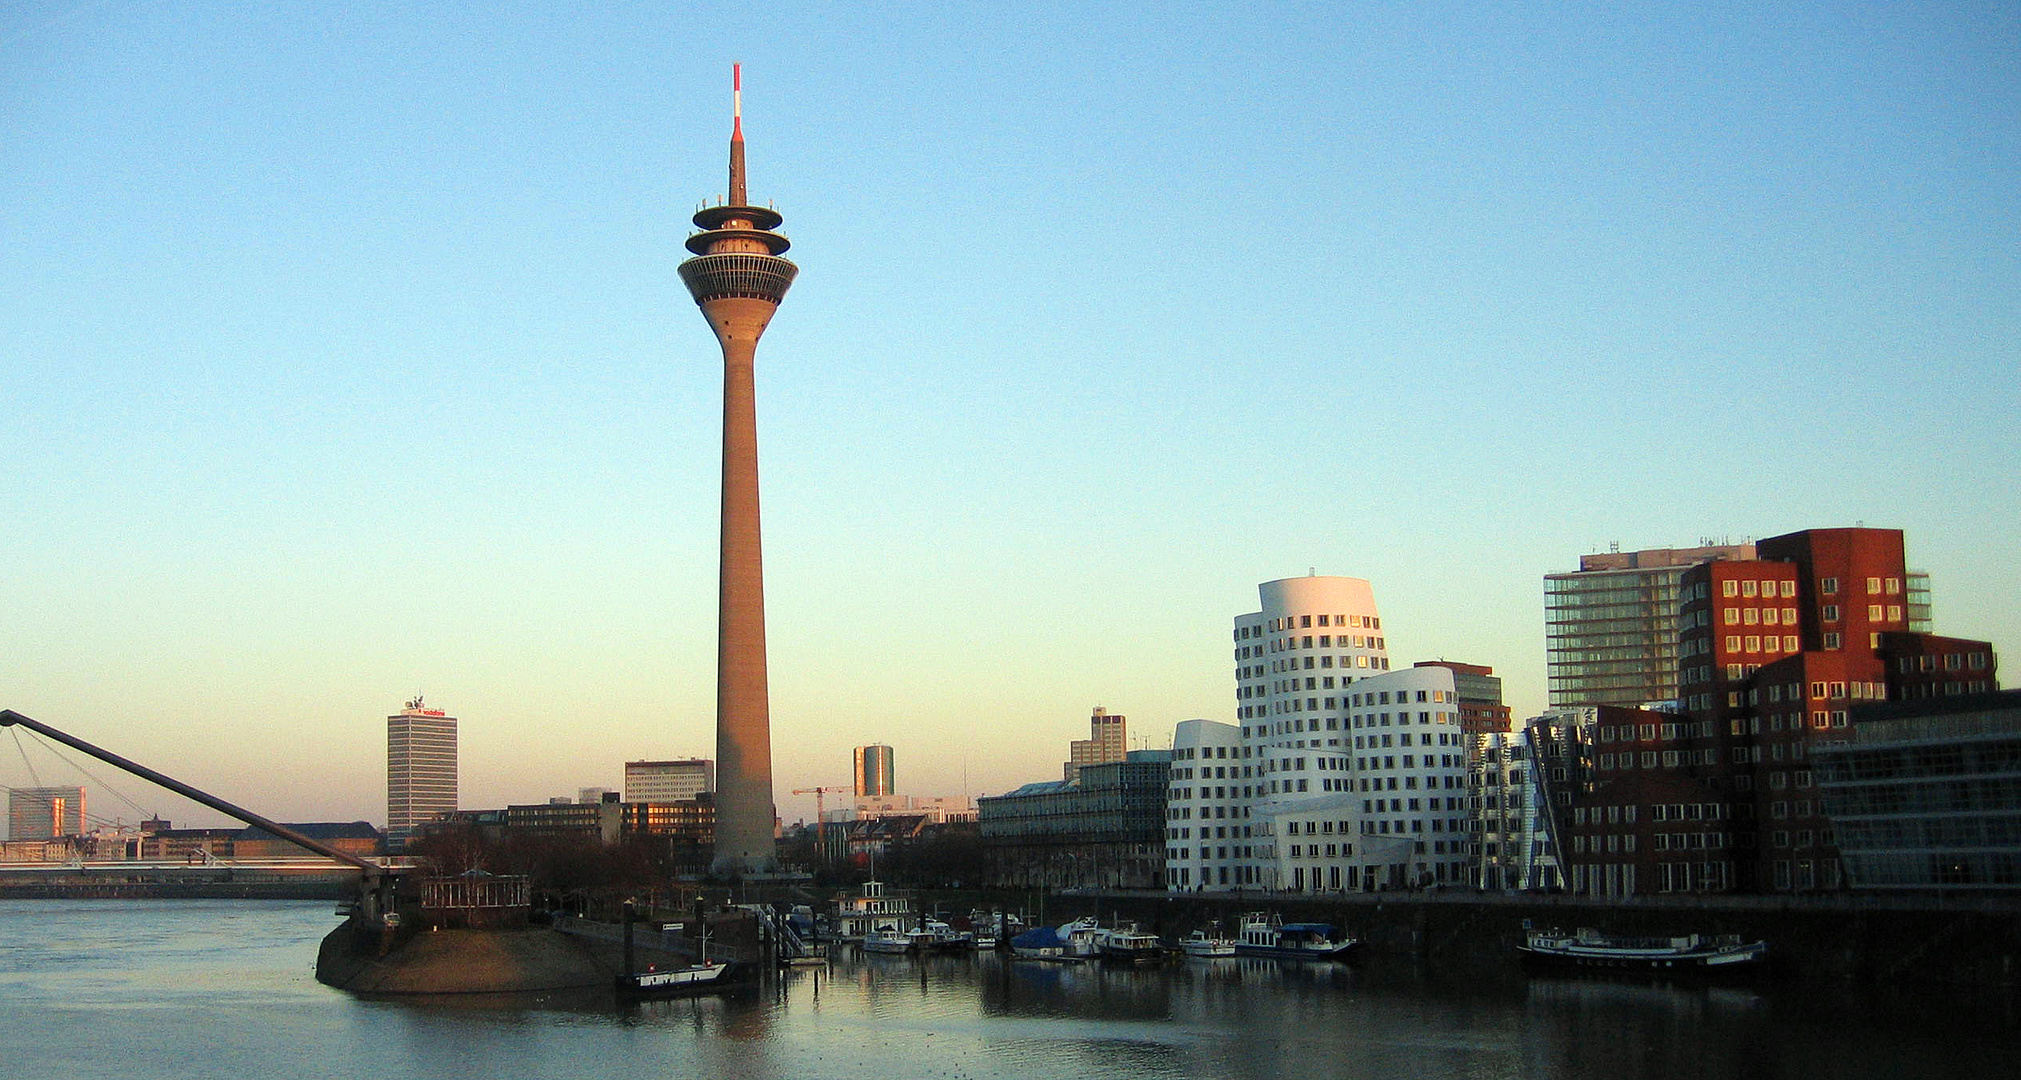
[386,697,457,853]
[1545,543,1756,710]
[1566,527,1999,897]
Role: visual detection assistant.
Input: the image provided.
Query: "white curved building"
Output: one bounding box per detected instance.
[1165,719,1245,890]
[1167,575,1472,892]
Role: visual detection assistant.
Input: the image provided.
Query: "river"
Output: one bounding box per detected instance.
[0,900,2009,1079]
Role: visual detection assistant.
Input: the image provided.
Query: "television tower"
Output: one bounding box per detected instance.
[679,64,797,876]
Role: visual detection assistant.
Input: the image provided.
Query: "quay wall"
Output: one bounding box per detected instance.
[0,865,355,900]
[1020,891,2021,988]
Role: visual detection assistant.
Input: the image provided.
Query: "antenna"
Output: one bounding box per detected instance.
[728,63,747,206]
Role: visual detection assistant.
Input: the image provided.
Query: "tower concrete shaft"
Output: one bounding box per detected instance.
[680,66,796,877]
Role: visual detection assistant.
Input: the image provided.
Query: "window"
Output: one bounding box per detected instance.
[1822,604,1841,622]
[1822,577,1839,595]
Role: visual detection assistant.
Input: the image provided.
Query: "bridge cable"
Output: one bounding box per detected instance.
[10,726,164,823]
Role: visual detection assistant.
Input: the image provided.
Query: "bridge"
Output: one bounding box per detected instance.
[1,709,402,915]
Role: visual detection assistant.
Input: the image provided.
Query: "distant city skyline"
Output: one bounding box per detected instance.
[2,4,2015,829]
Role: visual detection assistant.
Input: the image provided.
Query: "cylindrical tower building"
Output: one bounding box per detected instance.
[681,66,797,876]
[854,744,894,799]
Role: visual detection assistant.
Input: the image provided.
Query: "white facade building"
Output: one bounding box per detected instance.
[1165,719,1246,890]
[1167,575,1476,893]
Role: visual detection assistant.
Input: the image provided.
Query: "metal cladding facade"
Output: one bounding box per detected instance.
[680,67,794,876]
[854,744,894,798]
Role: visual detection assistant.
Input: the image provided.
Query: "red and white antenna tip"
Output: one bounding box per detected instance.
[732,63,743,138]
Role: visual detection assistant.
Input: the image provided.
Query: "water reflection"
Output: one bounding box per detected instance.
[5,901,2016,1080]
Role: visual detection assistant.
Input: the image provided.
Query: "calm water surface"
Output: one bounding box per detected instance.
[0,900,2010,1079]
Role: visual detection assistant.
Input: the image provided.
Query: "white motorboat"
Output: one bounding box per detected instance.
[1180,929,1237,958]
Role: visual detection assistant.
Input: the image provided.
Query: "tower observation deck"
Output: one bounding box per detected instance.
[681,65,795,877]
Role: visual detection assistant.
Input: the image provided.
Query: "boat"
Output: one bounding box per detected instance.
[1098,923,1166,963]
[1518,927,1767,973]
[618,957,744,996]
[829,880,916,942]
[966,910,1021,951]
[1233,912,1362,961]
[921,917,973,951]
[861,924,940,954]
[616,907,748,997]
[1055,916,1105,961]
[1008,924,1070,960]
[1180,929,1237,958]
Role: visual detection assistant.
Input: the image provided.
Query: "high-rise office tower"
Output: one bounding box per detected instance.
[679,66,797,876]
[1065,707,1127,781]
[1544,543,1756,709]
[854,745,894,798]
[625,759,714,803]
[8,785,85,841]
[386,697,457,852]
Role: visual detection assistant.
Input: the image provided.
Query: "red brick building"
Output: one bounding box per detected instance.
[1564,527,1999,897]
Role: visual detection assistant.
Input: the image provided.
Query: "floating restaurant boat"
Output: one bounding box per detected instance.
[1097,924,1167,963]
[829,880,915,942]
[1233,912,1362,961]
[1180,929,1238,958]
[1518,928,1767,973]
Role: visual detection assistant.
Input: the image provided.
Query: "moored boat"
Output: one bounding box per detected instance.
[618,957,745,997]
[1056,916,1105,961]
[1234,912,1362,961]
[1518,927,1766,973]
[1180,929,1237,958]
[616,904,748,998]
[1008,924,1069,960]
[861,924,940,954]
[921,917,973,951]
[1098,924,1166,963]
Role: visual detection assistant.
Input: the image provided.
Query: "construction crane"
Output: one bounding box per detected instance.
[793,786,849,862]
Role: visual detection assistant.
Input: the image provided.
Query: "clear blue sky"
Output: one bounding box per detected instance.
[4,2,2016,829]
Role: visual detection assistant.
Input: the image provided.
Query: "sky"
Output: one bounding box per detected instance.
[3,1,2016,833]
